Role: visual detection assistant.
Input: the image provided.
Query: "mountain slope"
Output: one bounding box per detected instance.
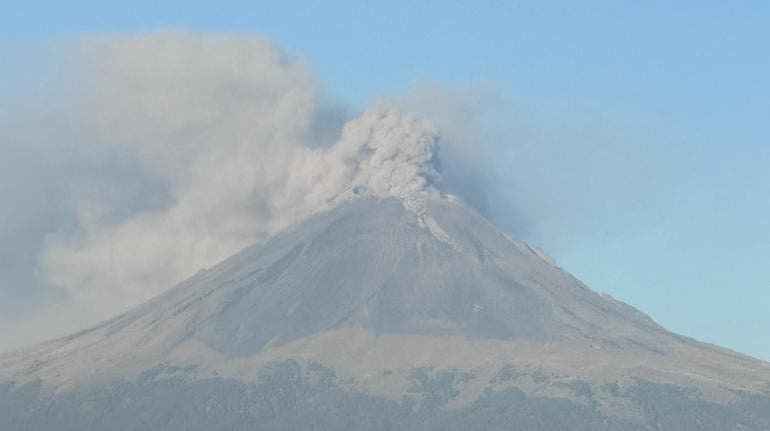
[2,191,770,430]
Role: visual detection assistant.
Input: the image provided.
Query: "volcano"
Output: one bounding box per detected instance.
[2,189,769,430]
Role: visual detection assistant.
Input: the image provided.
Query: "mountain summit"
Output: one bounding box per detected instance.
[2,191,770,430]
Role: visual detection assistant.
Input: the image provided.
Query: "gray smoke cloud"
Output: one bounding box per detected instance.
[22,32,448,337]
[0,31,670,352]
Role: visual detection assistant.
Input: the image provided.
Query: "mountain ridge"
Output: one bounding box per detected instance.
[2,191,770,430]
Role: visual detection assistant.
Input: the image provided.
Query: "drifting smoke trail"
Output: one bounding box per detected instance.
[42,31,448,318]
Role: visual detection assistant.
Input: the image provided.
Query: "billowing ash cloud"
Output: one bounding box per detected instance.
[0,31,674,351]
[41,31,444,320]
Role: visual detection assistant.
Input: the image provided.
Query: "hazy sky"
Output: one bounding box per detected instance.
[1,2,769,360]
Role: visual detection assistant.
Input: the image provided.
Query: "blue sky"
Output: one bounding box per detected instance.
[1,2,769,359]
